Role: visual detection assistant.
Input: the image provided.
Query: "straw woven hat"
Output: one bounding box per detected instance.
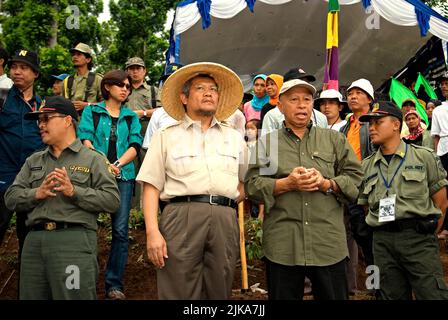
[161,62,243,121]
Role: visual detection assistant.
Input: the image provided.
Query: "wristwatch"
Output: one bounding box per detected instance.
[113,160,121,168]
[143,110,147,117]
[326,179,334,194]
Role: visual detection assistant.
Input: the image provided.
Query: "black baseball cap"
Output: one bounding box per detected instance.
[8,49,40,73]
[283,67,316,83]
[24,96,79,121]
[359,101,403,123]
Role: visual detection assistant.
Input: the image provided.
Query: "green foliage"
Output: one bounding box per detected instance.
[107,0,177,84]
[244,217,263,263]
[129,208,145,230]
[424,0,448,17]
[37,45,73,95]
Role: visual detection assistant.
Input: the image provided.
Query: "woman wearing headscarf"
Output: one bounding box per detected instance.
[260,74,284,123]
[426,99,442,130]
[243,74,269,121]
[403,110,434,149]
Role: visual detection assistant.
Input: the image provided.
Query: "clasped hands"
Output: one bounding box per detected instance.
[287,166,331,192]
[35,167,75,200]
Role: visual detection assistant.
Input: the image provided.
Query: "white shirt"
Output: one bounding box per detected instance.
[431,102,448,156]
[0,74,13,89]
[329,120,347,132]
[261,107,328,134]
[223,109,246,138]
[142,107,177,150]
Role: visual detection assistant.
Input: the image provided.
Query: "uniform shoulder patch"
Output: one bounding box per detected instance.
[410,143,433,153]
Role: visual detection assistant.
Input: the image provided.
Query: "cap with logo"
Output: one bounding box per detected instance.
[279,79,317,96]
[347,78,374,101]
[69,43,93,56]
[283,67,316,83]
[24,96,79,121]
[8,49,40,73]
[358,101,403,123]
[125,57,146,69]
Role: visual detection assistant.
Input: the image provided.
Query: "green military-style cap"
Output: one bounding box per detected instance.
[70,43,93,56]
[125,57,145,69]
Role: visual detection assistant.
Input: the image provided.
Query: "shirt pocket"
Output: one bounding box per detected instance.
[30,170,46,188]
[312,151,336,178]
[170,148,201,177]
[216,146,239,175]
[70,172,90,187]
[362,176,379,211]
[400,170,427,198]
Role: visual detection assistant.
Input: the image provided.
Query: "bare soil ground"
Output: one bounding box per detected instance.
[1,225,447,300]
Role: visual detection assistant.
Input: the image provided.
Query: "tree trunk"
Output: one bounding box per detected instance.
[48,5,58,48]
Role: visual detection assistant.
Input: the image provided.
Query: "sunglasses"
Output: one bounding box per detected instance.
[37,114,67,124]
[112,82,131,90]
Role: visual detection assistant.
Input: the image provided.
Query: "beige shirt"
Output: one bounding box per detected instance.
[136,115,248,201]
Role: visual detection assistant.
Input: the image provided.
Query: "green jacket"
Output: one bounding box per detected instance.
[77,101,142,180]
[245,124,363,266]
[5,139,120,230]
[358,140,448,227]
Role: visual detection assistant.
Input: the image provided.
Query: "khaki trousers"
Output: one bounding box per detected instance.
[157,202,239,299]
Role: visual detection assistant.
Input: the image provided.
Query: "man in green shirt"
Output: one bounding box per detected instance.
[62,43,103,112]
[245,79,363,300]
[358,101,448,300]
[125,57,161,209]
[5,96,120,299]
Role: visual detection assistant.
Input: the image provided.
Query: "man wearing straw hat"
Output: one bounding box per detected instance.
[136,62,248,299]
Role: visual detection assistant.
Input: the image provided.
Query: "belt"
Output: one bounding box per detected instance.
[170,195,237,209]
[373,218,418,232]
[30,221,84,231]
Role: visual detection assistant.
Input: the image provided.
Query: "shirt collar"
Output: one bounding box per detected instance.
[47,139,83,157]
[373,140,407,165]
[182,114,222,131]
[283,121,313,139]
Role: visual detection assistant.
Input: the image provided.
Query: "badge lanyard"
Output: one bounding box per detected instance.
[377,144,408,196]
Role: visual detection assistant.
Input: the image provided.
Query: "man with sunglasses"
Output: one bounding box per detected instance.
[0,49,44,255]
[5,96,120,299]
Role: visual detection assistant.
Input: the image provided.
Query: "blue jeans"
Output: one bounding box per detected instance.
[105,179,134,293]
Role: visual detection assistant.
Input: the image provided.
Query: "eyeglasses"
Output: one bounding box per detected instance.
[37,114,67,124]
[113,82,131,90]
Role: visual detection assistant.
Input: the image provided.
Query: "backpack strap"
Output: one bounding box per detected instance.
[150,85,156,108]
[84,72,96,102]
[65,75,75,100]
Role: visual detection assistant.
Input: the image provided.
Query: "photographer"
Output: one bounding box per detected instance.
[358,101,448,300]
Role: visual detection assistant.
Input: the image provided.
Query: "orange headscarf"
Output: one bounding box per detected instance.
[266,74,284,106]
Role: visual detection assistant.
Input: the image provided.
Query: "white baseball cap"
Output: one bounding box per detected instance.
[279,79,316,96]
[347,78,374,100]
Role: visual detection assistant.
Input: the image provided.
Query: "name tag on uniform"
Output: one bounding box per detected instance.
[379,194,396,222]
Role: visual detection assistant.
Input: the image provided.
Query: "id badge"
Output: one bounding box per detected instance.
[379,194,396,222]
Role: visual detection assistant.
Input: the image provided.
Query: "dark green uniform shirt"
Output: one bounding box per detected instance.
[245,124,363,266]
[5,139,120,230]
[358,140,448,227]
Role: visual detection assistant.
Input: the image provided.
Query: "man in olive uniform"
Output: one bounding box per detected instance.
[136,62,248,299]
[245,79,363,300]
[5,96,120,300]
[125,57,161,209]
[358,101,448,300]
[62,43,102,112]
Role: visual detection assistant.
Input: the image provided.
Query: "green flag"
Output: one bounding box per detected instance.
[389,78,428,125]
[414,72,438,100]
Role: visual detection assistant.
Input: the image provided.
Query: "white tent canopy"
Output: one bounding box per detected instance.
[169,0,448,89]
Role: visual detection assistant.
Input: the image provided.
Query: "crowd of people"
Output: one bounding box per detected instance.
[0,42,448,300]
